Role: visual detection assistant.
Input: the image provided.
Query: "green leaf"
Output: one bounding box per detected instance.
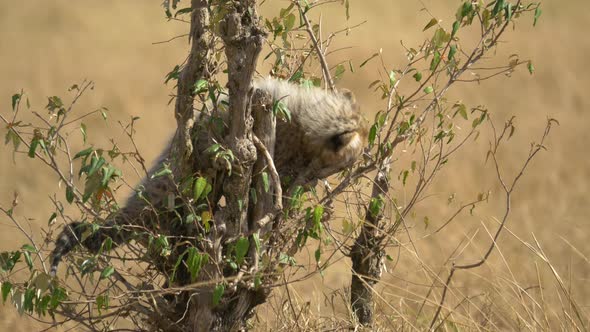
[492,0,506,16]
[368,124,377,146]
[252,233,261,253]
[472,112,487,128]
[344,0,350,20]
[174,7,192,17]
[65,186,75,204]
[430,51,441,71]
[74,147,93,160]
[1,282,12,303]
[11,93,22,111]
[28,139,39,158]
[388,70,396,87]
[80,123,87,143]
[154,235,171,257]
[254,273,262,289]
[482,9,491,29]
[313,205,324,227]
[369,79,383,93]
[101,165,120,186]
[82,173,102,203]
[272,100,291,122]
[212,284,225,306]
[151,165,173,179]
[34,273,52,293]
[5,128,21,151]
[100,107,109,120]
[334,64,345,80]
[288,185,304,210]
[228,261,238,271]
[424,86,434,94]
[12,290,24,315]
[96,294,109,314]
[413,71,423,82]
[193,177,208,201]
[279,4,294,18]
[451,21,460,38]
[193,79,208,94]
[0,252,21,273]
[100,266,115,280]
[314,247,321,263]
[102,237,113,252]
[423,18,438,31]
[49,286,67,309]
[170,251,186,283]
[87,156,106,177]
[48,212,57,226]
[107,164,121,183]
[368,195,384,218]
[290,70,303,83]
[234,237,250,265]
[21,244,35,253]
[45,96,64,112]
[527,61,535,75]
[505,2,513,21]
[533,6,542,27]
[456,1,473,21]
[398,121,410,135]
[284,13,296,31]
[448,45,457,61]
[22,251,33,270]
[261,172,270,193]
[432,28,450,48]
[205,143,221,154]
[23,288,34,314]
[164,65,181,84]
[186,247,207,282]
[401,170,409,185]
[360,52,379,68]
[454,103,468,120]
[342,219,353,235]
[278,253,296,265]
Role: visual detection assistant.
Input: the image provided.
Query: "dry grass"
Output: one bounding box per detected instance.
[0,1,588,330]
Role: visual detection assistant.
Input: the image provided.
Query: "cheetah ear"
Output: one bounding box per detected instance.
[340,88,356,104]
[340,88,360,113]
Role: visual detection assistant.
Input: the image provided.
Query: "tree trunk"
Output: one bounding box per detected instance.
[350,162,390,326]
[187,1,266,330]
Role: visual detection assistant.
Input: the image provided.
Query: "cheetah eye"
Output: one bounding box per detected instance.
[328,131,355,152]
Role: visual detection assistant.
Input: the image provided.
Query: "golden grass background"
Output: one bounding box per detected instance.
[0,1,588,330]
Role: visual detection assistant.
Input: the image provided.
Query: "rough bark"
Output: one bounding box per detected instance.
[188,1,266,330]
[251,89,277,248]
[173,0,212,174]
[350,162,390,326]
[220,0,265,239]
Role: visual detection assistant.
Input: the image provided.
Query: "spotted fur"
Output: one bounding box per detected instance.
[50,77,367,275]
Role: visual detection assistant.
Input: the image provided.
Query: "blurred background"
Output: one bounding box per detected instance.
[0,1,587,330]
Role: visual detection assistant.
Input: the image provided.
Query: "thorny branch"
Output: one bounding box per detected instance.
[428,118,556,330]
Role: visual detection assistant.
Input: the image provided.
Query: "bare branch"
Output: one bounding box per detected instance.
[295,2,336,92]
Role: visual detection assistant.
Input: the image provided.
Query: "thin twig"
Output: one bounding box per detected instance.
[296,2,335,92]
[428,117,554,330]
[0,206,48,273]
[253,135,282,212]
